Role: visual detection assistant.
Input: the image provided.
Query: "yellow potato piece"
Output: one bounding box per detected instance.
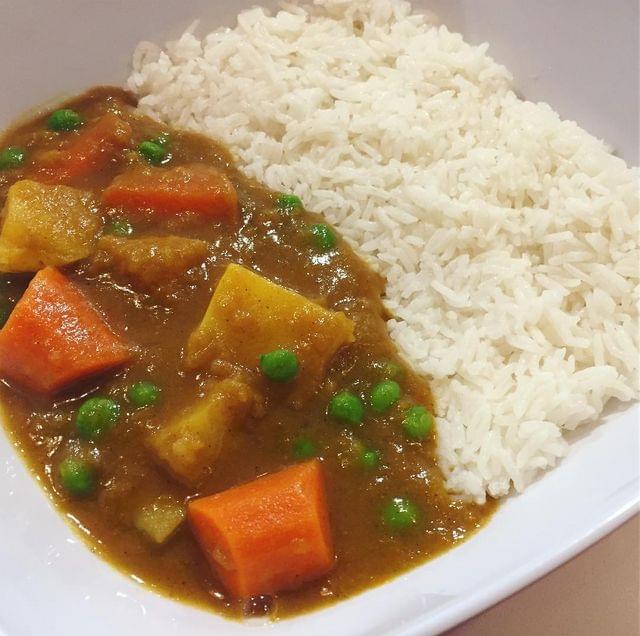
[185,264,355,395]
[133,496,185,545]
[94,234,208,296]
[0,179,100,272]
[149,377,257,486]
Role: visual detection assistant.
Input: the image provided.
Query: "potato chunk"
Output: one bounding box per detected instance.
[0,180,100,272]
[133,496,185,544]
[186,264,355,397]
[93,235,208,296]
[149,377,258,486]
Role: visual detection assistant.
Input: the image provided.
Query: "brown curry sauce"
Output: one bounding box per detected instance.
[0,88,494,618]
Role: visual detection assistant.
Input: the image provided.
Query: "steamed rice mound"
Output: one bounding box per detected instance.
[128,0,639,503]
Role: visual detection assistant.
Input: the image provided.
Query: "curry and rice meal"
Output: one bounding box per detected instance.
[0,0,636,621]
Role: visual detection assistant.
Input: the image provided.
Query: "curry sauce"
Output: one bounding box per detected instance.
[0,88,494,618]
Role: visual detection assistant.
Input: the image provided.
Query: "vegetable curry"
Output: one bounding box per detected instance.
[0,88,494,618]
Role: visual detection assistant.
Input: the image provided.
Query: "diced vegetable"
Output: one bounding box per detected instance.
[328,390,364,425]
[0,180,101,272]
[360,448,380,469]
[259,349,299,382]
[104,219,133,237]
[293,436,317,459]
[102,164,239,220]
[152,132,171,148]
[138,140,169,165]
[375,359,403,380]
[48,108,84,132]
[58,457,96,497]
[42,112,131,182]
[186,264,355,400]
[277,193,302,212]
[134,495,185,544]
[382,497,420,531]
[402,406,433,440]
[370,380,401,412]
[188,460,334,598]
[75,396,120,441]
[0,146,26,170]
[309,223,336,251]
[149,377,258,486]
[93,235,208,296]
[128,381,161,408]
[0,267,131,393]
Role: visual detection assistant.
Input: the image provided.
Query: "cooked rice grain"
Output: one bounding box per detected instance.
[128,0,639,502]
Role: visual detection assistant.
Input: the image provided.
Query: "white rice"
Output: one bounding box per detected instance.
[127,0,639,503]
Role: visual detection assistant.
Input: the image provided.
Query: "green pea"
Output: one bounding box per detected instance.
[277,193,302,212]
[259,349,299,382]
[0,299,12,328]
[403,406,433,441]
[377,359,403,380]
[152,132,171,147]
[138,140,169,165]
[293,436,316,459]
[328,390,364,425]
[58,457,96,497]
[0,146,26,170]
[128,381,161,408]
[104,219,134,237]
[382,497,420,531]
[360,448,380,469]
[370,380,401,412]
[75,397,120,441]
[48,108,83,132]
[310,223,336,251]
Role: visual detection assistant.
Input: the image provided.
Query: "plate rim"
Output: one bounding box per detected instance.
[405,497,639,635]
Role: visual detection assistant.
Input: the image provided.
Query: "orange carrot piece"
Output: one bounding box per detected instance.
[101,164,239,221]
[0,267,131,394]
[188,460,334,598]
[41,113,131,183]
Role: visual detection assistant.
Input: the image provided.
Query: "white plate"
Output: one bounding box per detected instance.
[0,2,638,635]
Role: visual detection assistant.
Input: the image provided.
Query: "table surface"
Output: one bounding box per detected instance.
[447,514,639,635]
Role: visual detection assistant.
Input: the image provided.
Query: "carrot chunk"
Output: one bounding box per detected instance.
[188,460,334,598]
[101,164,238,220]
[0,267,131,393]
[41,113,132,183]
